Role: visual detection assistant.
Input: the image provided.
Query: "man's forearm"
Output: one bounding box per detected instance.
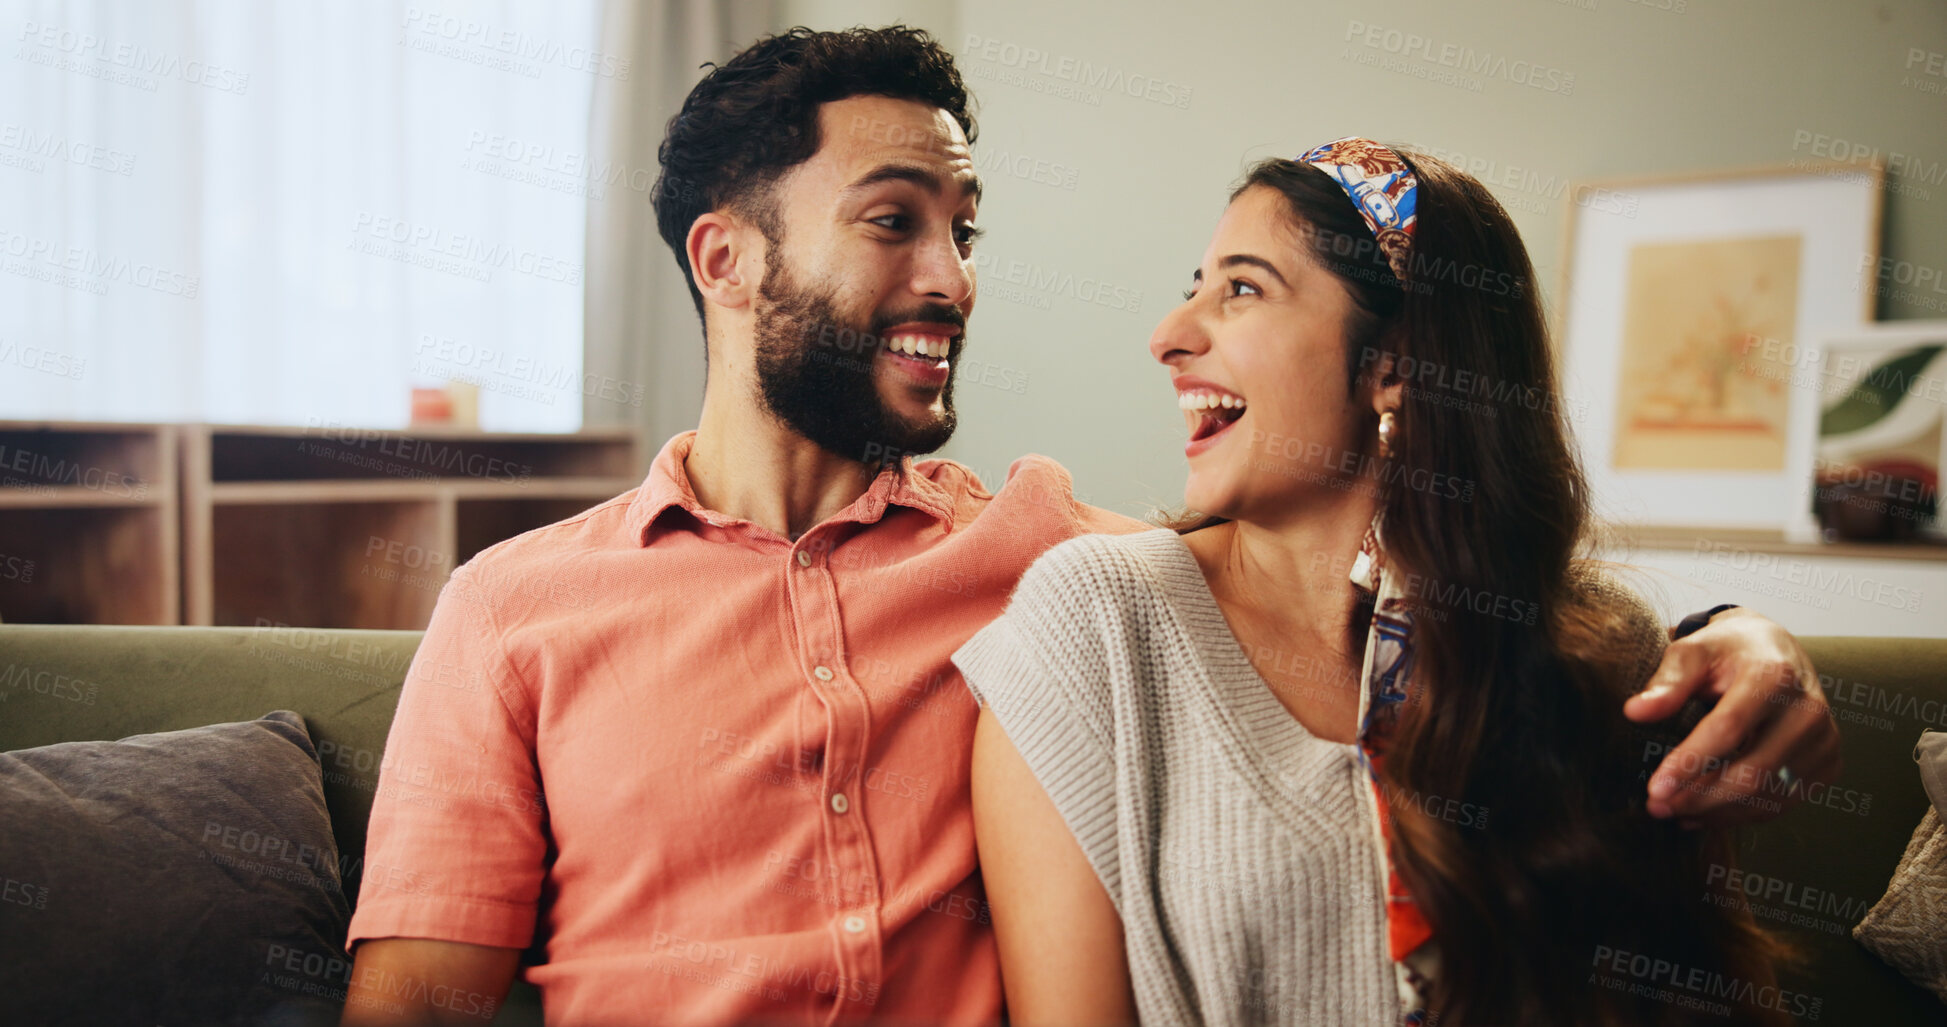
[340,938,521,1027]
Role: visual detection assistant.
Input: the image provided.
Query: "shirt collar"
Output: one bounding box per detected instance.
[629,430,957,546]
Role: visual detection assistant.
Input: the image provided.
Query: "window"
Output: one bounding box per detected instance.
[0,1,603,431]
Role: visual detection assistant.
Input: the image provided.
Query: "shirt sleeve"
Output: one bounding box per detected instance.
[345,563,548,952]
[953,536,1131,907]
[1071,499,1153,537]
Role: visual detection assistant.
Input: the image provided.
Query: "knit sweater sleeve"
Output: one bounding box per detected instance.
[953,534,1137,905]
[1566,561,1670,690]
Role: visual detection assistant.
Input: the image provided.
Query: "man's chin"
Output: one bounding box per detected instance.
[858,409,954,464]
[871,382,954,447]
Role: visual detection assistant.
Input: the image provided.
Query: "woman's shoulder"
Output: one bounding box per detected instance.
[1560,560,1668,686]
[956,529,1186,721]
[1010,527,1185,618]
[1563,561,1661,625]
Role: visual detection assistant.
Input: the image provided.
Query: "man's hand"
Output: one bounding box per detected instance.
[1622,607,1843,827]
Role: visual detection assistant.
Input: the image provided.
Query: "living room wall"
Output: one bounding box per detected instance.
[773,0,1947,636]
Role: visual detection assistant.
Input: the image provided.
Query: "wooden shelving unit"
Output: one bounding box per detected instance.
[0,422,180,625]
[1616,524,1947,562]
[0,421,640,628]
[181,424,640,629]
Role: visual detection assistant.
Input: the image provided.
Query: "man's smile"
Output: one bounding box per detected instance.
[875,322,958,388]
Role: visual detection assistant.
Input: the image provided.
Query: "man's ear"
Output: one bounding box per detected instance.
[686,212,759,313]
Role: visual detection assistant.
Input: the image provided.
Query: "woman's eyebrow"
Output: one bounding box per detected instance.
[1217,254,1289,288]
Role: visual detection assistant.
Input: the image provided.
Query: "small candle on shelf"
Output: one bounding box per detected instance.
[409,387,453,426]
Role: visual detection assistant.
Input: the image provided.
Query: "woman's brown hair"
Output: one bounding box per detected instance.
[1172,152,1790,1025]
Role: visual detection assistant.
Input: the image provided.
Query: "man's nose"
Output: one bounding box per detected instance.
[910,232,972,306]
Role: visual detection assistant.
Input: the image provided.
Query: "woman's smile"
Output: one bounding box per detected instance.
[1173,375,1249,457]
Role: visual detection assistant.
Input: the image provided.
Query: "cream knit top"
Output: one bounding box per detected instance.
[954,527,1402,1026]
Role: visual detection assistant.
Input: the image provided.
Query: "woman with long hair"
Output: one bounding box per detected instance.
[953,139,1790,1025]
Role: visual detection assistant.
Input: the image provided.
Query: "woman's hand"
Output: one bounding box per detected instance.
[971,706,1138,1026]
[1623,608,1843,827]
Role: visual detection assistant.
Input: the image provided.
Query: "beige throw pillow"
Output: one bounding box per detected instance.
[1854,730,1947,1005]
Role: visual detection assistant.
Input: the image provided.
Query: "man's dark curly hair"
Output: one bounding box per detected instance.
[652,25,978,328]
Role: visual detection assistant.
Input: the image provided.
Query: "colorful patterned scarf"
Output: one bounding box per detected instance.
[1350,519,1438,1023]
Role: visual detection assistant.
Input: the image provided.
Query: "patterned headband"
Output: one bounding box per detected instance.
[1296,136,1419,281]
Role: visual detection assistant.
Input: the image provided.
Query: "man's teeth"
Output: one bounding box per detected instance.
[881,334,952,359]
[1176,390,1247,412]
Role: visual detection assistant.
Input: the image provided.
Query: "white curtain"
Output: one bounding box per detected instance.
[580,0,776,447]
[0,0,599,431]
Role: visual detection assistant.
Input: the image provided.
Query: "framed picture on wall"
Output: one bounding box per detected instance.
[1558,161,1883,539]
[1805,323,1947,542]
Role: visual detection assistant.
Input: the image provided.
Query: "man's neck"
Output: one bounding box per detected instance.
[685,385,879,541]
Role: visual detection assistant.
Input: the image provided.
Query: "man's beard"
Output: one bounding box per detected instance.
[751,248,961,467]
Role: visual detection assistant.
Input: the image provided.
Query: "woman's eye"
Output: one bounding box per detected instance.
[1181,287,1198,302]
[1229,279,1261,298]
[955,224,984,247]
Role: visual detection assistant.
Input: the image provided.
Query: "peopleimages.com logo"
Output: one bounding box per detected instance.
[962,34,1193,110]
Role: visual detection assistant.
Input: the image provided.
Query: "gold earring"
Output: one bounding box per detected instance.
[1378,410,1396,459]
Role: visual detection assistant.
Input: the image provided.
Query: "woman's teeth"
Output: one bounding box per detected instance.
[1176,390,1247,412]
[881,334,951,359]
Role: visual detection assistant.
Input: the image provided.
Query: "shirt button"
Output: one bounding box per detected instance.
[813,665,834,681]
[843,915,867,934]
[830,792,850,814]
[796,550,812,567]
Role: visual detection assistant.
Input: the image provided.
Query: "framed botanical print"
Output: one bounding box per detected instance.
[1558,161,1883,537]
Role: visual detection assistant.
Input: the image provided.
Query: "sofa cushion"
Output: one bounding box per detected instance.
[0,710,350,1026]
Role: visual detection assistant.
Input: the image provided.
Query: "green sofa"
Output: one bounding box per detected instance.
[1,625,1942,1024]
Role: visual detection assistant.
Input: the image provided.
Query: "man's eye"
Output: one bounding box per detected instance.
[869,214,910,232]
[955,224,985,247]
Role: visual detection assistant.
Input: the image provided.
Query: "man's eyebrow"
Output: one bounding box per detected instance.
[843,161,983,204]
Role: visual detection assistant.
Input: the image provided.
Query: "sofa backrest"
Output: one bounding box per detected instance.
[0,625,416,907]
[1729,636,1947,1024]
[2,626,1942,1022]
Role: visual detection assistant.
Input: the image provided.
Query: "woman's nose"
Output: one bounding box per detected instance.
[1148,297,1210,366]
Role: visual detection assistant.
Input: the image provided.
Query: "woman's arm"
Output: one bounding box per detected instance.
[971,706,1137,1027]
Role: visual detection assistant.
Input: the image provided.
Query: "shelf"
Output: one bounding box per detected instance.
[196,422,637,443]
[1612,524,1947,563]
[0,421,640,627]
[0,423,173,500]
[0,423,179,624]
[205,425,635,483]
[206,477,630,504]
[0,505,176,624]
[0,485,166,509]
[181,424,642,628]
[455,497,604,566]
[211,500,447,630]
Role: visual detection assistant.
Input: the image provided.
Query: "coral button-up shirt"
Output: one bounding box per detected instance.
[346,430,1145,1026]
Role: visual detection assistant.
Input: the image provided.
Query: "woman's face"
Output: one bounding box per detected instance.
[1149,185,1376,525]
